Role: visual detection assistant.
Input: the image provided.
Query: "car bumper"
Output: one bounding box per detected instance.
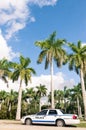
[65,119,80,125]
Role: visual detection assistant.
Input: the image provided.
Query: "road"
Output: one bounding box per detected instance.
[0,120,86,130]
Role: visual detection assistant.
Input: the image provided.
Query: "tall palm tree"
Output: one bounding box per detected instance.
[10,55,36,120]
[36,84,47,111]
[68,41,86,120]
[35,32,67,108]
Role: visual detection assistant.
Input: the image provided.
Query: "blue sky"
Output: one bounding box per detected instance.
[0,0,86,92]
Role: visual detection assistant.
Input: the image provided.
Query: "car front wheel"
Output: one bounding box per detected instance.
[56,120,65,127]
[25,118,32,125]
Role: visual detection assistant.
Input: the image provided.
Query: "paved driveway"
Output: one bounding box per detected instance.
[0,120,86,130]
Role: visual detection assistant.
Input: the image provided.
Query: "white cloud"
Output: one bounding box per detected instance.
[82,42,86,47]
[0,72,75,93]
[0,72,75,106]
[5,21,26,39]
[0,0,30,39]
[0,0,58,59]
[0,72,76,105]
[0,30,19,60]
[0,79,9,92]
[28,0,57,7]
[0,0,58,39]
[28,72,75,92]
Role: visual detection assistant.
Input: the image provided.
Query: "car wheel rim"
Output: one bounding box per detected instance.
[56,120,64,127]
[26,119,31,125]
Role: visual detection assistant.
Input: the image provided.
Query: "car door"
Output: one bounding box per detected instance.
[32,109,48,124]
[43,109,58,125]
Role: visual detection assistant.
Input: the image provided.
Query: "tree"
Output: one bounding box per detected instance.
[54,90,64,109]
[68,41,86,120]
[5,90,18,119]
[35,32,67,108]
[26,88,39,112]
[25,88,35,99]
[0,90,7,110]
[63,86,71,112]
[36,84,47,111]
[10,55,36,120]
[70,84,82,117]
[0,58,10,87]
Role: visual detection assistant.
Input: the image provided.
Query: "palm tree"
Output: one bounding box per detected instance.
[25,88,36,106]
[0,90,7,110]
[70,84,82,117]
[32,91,39,111]
[5,90,18,118]
[10,55,36,120]
[35,32,67,108]
[54,90,64,109]
[25,88,39,112]
[68,41,86,120]
[63,86,71,112]
[0,58,10,87]
[36,84,47,111]
[25,88,35,99]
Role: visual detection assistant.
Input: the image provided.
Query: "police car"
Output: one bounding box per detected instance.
[21,109,80,127]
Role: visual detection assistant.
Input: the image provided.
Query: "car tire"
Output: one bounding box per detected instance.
[56,119,65,127]
[25,118,32,125]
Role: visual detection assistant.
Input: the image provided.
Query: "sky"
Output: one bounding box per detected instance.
[0,0,86,93]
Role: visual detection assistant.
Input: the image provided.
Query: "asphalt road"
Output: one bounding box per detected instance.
[0,120,86,130]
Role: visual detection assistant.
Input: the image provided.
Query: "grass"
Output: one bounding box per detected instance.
[76,121,86,128]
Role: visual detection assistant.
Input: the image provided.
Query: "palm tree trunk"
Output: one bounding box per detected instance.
[0,102,2,110]
[77,97,80,117]
[80,65,86,120]
[77,98,82,118]
[16,80,22,120]
[39,98,41,111]
[79,106,82,118]
[35,101,36,110]
[50,60,54,108]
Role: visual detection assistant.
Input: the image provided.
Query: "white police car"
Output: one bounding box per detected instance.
[21,109,80,127]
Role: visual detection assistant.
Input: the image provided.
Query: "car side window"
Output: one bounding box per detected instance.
[48,110,57,115]
[37,110,48,115]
